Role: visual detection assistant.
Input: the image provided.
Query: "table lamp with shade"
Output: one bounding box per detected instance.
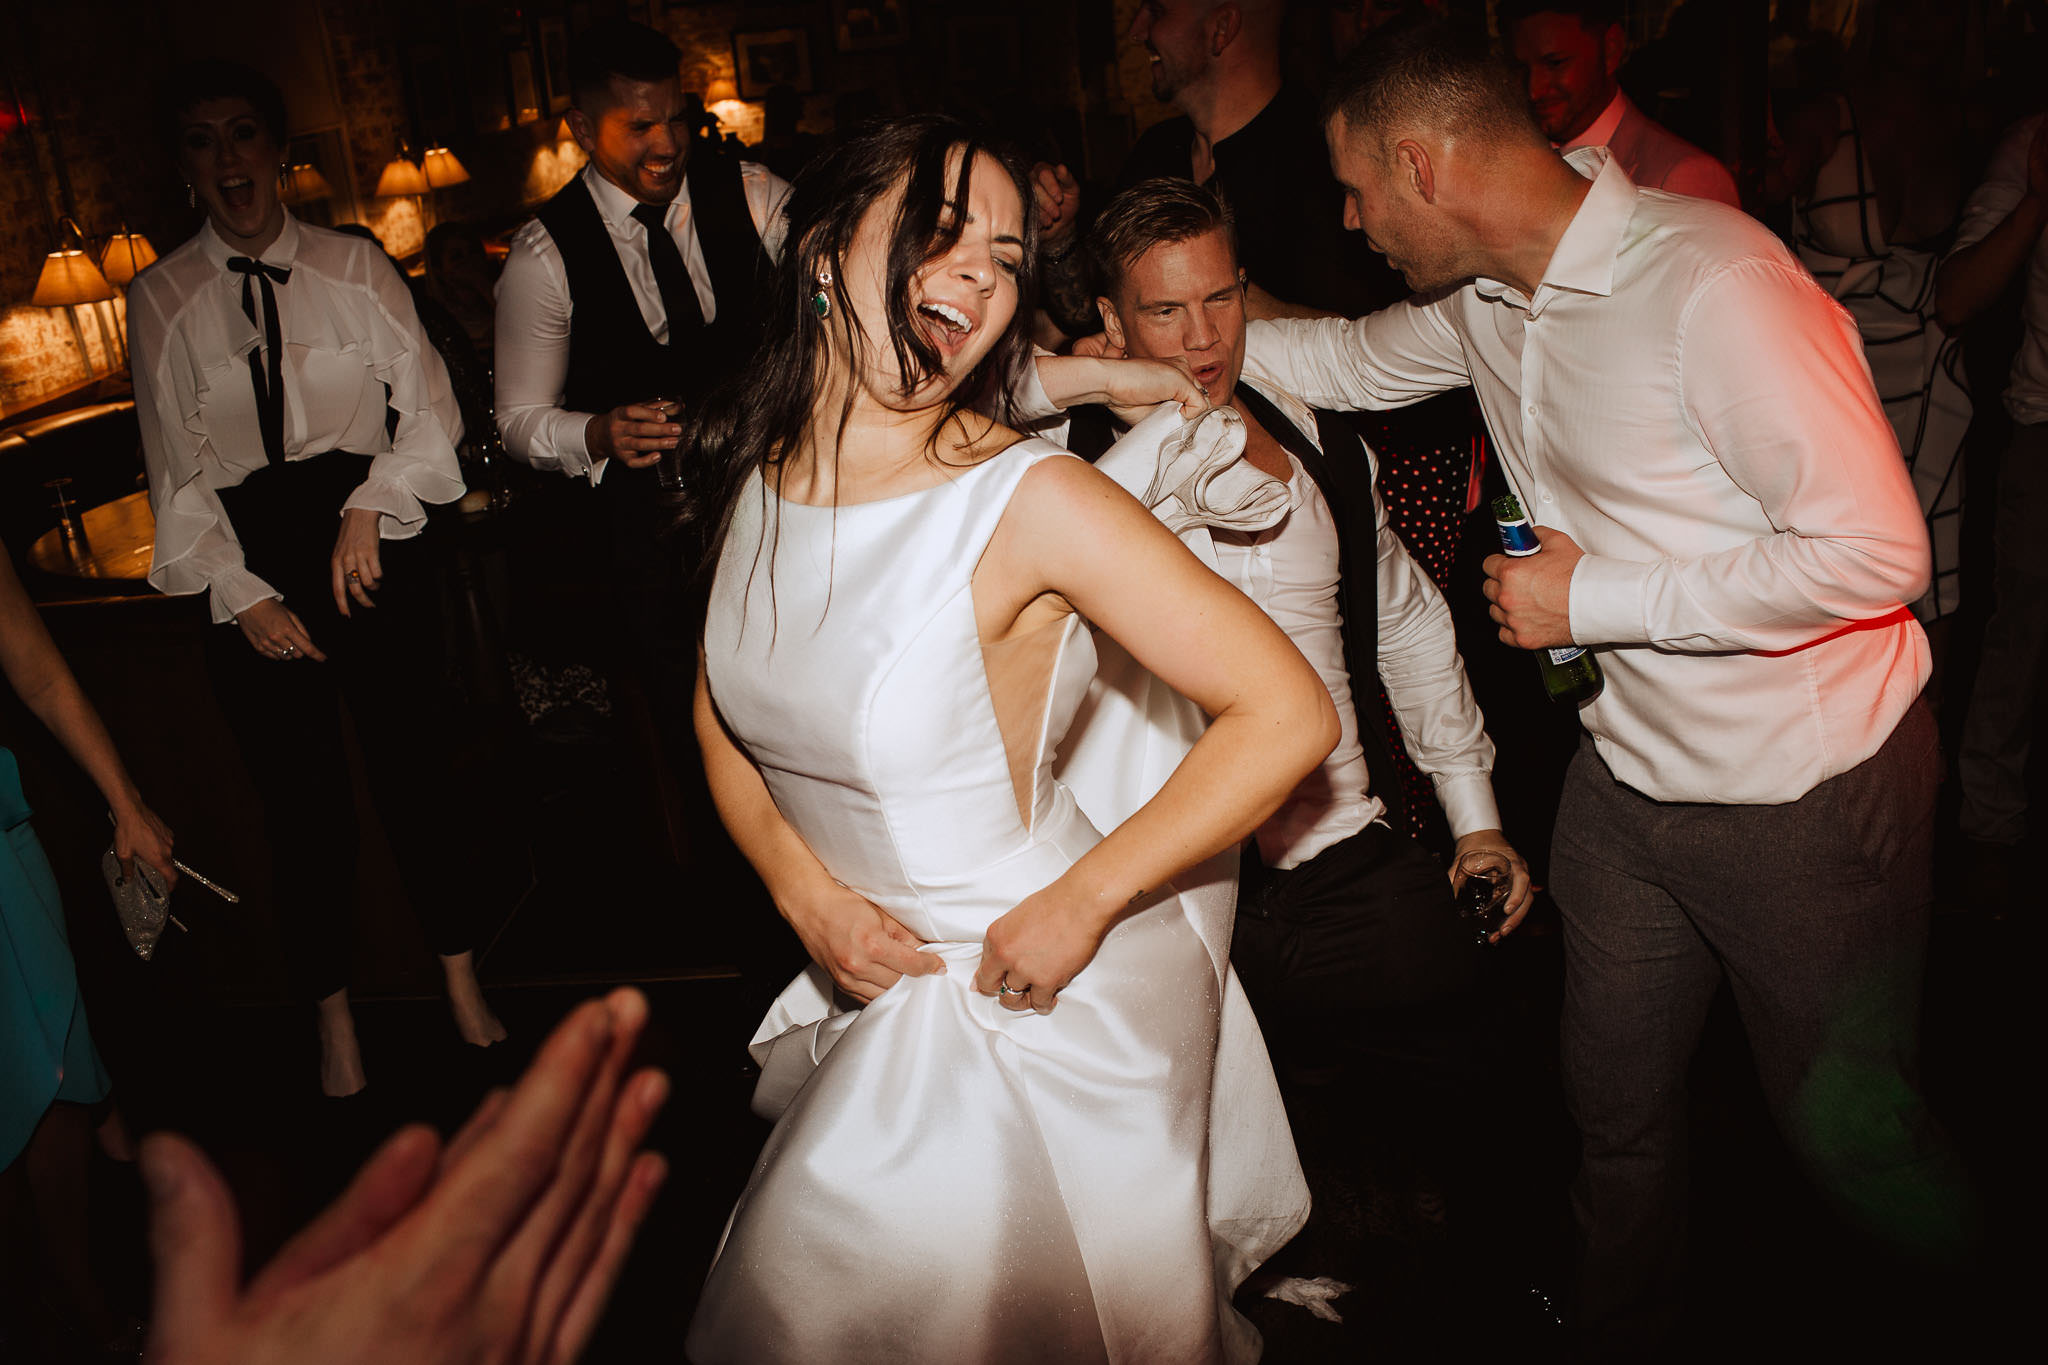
[31,227,119,375]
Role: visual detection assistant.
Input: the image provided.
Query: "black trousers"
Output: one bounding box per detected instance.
[210,454,479,1002]
[1552,700,1977,1353]
[1232,820,1488,1187]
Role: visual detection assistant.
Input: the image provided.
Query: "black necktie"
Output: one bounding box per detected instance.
[226,256,291,465]
[629,201,706,339]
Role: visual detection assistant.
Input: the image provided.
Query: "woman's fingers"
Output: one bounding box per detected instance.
[284,610,327,661]
[543,1151,668,1365]
[247,1124,442,1299]
[439,1088,512,1176]
[398,997,624,1281]
[473,990,647,1332]
[139,1134,244,1361]
[521,1067,670,1362]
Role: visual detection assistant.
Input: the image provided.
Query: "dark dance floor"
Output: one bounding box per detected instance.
[5,657,2037,1362]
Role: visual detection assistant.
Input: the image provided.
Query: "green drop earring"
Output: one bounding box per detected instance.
[811,268,833,320]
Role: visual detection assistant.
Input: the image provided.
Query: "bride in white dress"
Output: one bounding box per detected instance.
[683,117,1337,1364]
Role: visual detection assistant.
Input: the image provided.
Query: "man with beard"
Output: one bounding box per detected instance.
[1502,0,1740,207]
[493,18,789,849]
[1245,21,1973,1353]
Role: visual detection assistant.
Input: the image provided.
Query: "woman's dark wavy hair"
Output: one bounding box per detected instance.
[673,115,1040,586]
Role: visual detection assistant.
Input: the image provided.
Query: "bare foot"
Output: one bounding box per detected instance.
[441,951,507,1047]
[317,991,368,1097]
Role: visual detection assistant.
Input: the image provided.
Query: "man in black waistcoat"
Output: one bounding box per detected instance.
[1053,179,1528,1045]
[493,18,789,842]
[1047,188,1543,1298]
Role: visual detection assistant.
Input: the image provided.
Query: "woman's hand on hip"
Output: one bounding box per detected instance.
[781,881,943,1004]
[973,881,1115,1015]
[331,507,384,616]
[235,598,326,662]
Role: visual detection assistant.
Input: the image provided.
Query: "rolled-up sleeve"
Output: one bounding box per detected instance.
[130,280,280,623]
[1243,302,1472,416]
[494,223,600,481]
[1568,257,1929,651]
[342,252,466,535]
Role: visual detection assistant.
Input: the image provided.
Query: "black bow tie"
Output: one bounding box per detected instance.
[225,256,291,286]
[226,257,291,465]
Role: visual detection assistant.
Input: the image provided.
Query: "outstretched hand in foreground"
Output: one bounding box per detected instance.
[142,988,670,1365]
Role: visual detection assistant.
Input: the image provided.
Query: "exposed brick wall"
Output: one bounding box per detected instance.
[1,5,180,412]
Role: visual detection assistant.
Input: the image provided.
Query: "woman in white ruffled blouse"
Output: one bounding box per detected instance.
[128,61,502,1096]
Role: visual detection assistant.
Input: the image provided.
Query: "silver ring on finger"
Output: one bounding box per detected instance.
[277,645,295,658]
[996,978,1029,997]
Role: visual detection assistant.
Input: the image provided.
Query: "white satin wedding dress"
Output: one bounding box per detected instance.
[687,416,1305,1365]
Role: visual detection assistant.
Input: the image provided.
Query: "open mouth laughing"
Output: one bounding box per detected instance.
[916,299,978,356]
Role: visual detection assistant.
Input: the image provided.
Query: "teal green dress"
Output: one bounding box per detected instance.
[1,746,111,1169]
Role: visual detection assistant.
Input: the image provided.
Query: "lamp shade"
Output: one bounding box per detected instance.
[705,77,740,104]
[99,232,158,286]
[421,147,470,188]
[375,155,431,197]
[279,163,335,205]
[32,249,115,305]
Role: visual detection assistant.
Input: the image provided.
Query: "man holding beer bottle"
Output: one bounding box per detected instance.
[1242,21,1974,1355]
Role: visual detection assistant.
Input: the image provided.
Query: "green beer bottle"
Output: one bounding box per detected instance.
[1491,493,1604,707]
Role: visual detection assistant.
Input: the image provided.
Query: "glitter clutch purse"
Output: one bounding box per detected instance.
[101,848,178,960]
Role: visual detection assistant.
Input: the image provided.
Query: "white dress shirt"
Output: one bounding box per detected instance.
[1039,382,1500,866]
[1949,114,2048,424]
[1245,147,1931,806]
[128,214,466,623]
[494,160,791,483]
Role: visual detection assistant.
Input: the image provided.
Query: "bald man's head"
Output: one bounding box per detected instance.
[1130,0,1285,108]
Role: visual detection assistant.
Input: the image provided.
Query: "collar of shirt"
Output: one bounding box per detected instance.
[1473,146,1630,317]
[584,162,690,238]
[199,210,301,276]
[1560,89,1630,154]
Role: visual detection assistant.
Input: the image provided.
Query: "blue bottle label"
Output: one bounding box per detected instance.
[1495,515,1540,557]
[1547,646,1588,664]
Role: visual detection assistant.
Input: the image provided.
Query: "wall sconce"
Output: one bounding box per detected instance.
[99,227,158,287]
[374,153,431,198]
[31,224,119,376]
[279,163,335,206]
[421,147,470,189]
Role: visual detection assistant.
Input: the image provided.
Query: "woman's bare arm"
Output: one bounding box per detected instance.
[969,456,1338,1008]
[694,656,941,1002]
[0,543,175,886]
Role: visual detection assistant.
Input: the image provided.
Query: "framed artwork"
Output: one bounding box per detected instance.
[733,28,814,100]
[832,0,908,52]
[540,19,572,113]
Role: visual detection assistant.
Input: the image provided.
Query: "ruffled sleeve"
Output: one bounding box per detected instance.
[340,249,466,536]
[130,269,281,624]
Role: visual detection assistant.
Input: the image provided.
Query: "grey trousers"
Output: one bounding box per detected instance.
[1959,419,2048,844]
[1551,701,1975,1351]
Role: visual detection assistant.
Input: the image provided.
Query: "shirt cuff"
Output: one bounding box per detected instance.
[1434,775,1502,842]
[207,566,283,625]
[1011,350,1065,422]
[342,477,432,539]
[1567,553,1652,647]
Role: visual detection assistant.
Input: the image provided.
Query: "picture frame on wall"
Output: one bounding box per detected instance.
[540,19,572,113]
[832,0,908,52]
[733,28,814,100]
